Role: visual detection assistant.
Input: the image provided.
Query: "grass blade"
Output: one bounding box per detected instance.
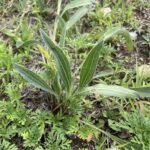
[66,7,89,30]
[61,0,93,16]
[60,7,89,47]
[59,26,67,47]
[92,70,114,80]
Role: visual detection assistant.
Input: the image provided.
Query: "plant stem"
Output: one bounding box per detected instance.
[80,120,129,147]
[53,0,62,41]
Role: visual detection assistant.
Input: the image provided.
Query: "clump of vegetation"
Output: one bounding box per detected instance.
[0,0,150,149]
[109,109,150,149]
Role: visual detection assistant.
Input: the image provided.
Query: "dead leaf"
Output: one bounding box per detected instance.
[87,133,94,142]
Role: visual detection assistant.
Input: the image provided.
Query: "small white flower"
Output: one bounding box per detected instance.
[129,32,137,40]
[101,7,112,15]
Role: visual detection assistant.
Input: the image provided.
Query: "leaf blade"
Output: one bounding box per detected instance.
[131,87,150,97]
[40,29,72,91]
[79,41,103,89]
[60,7,89,47]
[66,7,89,30]
[16,40,39,48]
[61,0,93,16]
[80,84,139,98]
[101,27,133,51]
[14,63,54,94]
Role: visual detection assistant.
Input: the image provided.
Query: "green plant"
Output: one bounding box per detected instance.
[0,89,52,148]
[0,82,77,149]
[18,0,28,11]
[14,27,149,137]
[0,139,18,150]
[34,0,46,13]
[109,110,150,149]
[14,27,150,148]
[143,27,150,47]
[0,41,12,80]
[0,40,29,85]
[2,19,38,49]
[88,0,139,43]
[53,0,94,46]
[16,19,38,48]
[14,27,150,111]
[0,0,150,149]
[45,127,71,150]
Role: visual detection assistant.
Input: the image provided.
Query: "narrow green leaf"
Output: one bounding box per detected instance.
[16,40,39,48]
[52,75,61,96]
[14,63,55,94]
[60,7,89,47]
[59,26,67,47]
[131,87,150,97]
[81,120,129,145]
[79,41,103,89]
[61,0,93,16]
[101,27,133,51]
[66,7,89,30]
[40,29,72,91]
[58,16,66,47]
[80,84,139,98]
[92,70,114,80]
